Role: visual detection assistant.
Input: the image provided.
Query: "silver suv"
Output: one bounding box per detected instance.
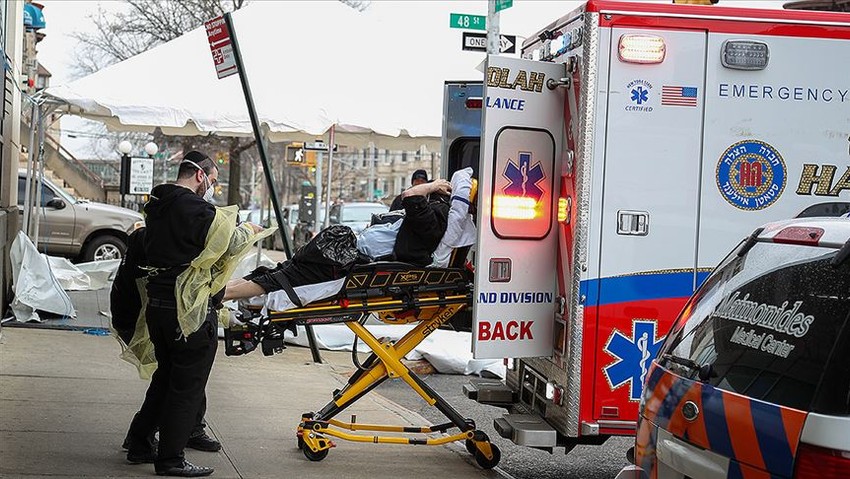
[17,172,144,261]
[620,217,850,479]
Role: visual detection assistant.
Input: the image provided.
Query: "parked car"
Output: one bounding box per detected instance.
[17,171,144,261]
[327,202,388,234]
[620,217,850,479]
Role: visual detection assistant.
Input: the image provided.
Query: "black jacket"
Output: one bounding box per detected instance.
[110,227,147,343]
[143,184,215,299]
[393,194,449,266]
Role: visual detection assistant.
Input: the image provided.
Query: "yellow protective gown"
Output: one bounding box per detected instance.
[117,205,276,378]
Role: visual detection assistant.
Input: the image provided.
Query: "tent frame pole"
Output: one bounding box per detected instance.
[224,12,322,364]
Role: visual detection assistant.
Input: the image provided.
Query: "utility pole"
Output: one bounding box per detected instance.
[368,142,375,201]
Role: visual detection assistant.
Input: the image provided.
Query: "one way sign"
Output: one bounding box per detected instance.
[462,32,516,54]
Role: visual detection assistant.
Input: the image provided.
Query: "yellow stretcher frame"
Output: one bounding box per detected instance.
[233,263,501,469]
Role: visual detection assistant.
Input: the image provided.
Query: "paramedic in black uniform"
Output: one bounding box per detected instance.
[124,151,253,477]
[112,228,222,465]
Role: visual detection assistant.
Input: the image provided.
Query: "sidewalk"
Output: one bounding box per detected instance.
[0,326,499,478]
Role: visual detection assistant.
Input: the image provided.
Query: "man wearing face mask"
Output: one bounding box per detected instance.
[124,151,259,477]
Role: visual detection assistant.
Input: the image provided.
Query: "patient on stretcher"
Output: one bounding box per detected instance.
[223,167,476,307]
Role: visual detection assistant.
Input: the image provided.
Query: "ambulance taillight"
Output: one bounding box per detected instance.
[558,197,570,223]
[465,97,483,109]
[618,34,666,64]
[493,195,540,220]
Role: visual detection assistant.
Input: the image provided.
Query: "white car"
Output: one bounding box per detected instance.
[619,217,850,479]
[327,202,388,234]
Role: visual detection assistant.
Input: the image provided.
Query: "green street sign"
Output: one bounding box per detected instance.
[450,13,486,31]
[495,0,513,13]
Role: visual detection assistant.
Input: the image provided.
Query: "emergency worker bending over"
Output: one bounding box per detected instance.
[123,151,267,477]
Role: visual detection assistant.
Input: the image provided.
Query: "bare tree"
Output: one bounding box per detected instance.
[70,0,247,77]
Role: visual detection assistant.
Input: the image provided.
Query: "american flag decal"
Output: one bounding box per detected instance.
[661,85,698,107]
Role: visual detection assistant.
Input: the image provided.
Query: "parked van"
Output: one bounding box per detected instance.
[620,217,850,479]
[17,172,144,261]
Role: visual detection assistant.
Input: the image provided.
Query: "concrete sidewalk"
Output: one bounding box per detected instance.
[0,327,498,478]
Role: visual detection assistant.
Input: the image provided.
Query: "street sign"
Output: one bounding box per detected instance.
[303,142,339,152]
[495,0,513,13]
[129,157,154,195]
[462,32,516,54]
[450,13,486,31]
[204,16,237,79]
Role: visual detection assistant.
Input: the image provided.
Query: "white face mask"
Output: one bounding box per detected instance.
[182,159,215,203]
[201,175,215,202]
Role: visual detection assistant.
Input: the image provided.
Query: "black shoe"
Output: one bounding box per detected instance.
[126,450,156,464]
[186,431,221,452]
[156,461,214,477]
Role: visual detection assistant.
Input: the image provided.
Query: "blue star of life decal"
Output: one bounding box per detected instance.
[631,86,649,105]
[603,320,664,401]
[503,152,545,201]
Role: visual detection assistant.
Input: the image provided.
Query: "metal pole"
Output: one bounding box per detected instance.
[32,103,47,248]
[224,12,321,363]
[487,0,500,55]
[224,13,292,260]
[323,125,335,229]
[22,101,38,238]
[314,150,323,235]
[368,142,375,200]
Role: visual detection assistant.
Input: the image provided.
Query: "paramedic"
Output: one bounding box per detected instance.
[111,227,222,465]
[124,151,260,477]
[223,178,452,300]
[389,169,429,211]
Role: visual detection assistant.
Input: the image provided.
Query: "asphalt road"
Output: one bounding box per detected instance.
[374,373,631,479]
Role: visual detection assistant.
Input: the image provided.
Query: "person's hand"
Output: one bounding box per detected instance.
[430,179,451,195]
[246,222,264,234]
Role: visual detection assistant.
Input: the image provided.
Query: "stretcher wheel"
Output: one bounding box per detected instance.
[474,443,501,469]
[297,436,304,450]
[303,445,329,462]
[465,439,476,455]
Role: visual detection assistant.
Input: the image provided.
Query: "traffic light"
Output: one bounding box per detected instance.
[285,142,317,167]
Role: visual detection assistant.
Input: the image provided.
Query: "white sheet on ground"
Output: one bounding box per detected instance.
[7,232,76,322]
[283,324,505,378]
[47,256,120,291]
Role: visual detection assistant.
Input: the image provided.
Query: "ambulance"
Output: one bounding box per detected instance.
[444,0,850,457]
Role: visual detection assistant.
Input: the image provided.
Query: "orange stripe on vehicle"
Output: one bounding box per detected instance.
[684,382,709,449]
[723,394,766,469]
[739,462,772,479]
[643,369,676,426]
[779,407,807,454]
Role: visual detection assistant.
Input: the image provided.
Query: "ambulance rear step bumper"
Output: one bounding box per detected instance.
[462,378,516,405]
[493,414,558,448]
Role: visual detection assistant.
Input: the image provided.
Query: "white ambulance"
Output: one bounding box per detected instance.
[448,0,850,457]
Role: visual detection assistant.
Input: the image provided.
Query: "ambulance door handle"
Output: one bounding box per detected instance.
[617,210,649,236]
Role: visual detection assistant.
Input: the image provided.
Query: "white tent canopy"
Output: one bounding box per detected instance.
[45,1,484,150]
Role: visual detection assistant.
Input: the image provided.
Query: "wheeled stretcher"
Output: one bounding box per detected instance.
[223,257,502,469]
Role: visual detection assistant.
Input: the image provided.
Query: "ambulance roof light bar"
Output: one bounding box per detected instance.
[618,34,666,64]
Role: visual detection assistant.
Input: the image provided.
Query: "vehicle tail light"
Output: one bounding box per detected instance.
[493,195,540,220]
[558,197,570,223]
[618,34,666,64]
[465,97,483,109]
[773,227,824,246]
[794,443,850,479]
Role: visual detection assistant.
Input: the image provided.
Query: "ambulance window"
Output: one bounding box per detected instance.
[795,202,850,218]
[662,242,850,414]
[446,137,480,178]
[490,127,555,240]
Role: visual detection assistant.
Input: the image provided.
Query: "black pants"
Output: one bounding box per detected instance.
[126,300,217,469]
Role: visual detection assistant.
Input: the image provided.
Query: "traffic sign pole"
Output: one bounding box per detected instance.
[223,12,322,364]
[487,0,500,55]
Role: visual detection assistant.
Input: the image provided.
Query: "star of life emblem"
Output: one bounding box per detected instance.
[503,152,545,201]
[603,320,664,401]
